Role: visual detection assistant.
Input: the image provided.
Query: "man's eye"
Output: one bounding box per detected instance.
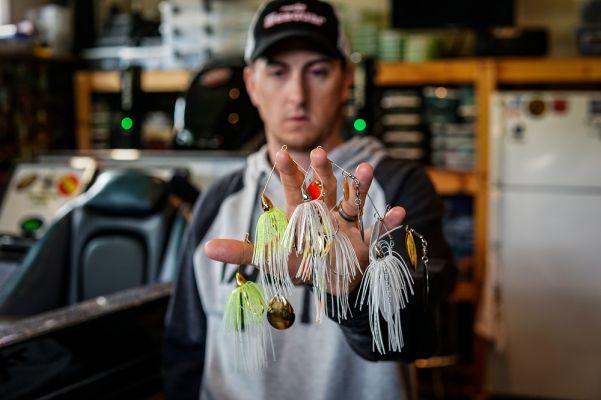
[310,68,329,77]
[267,68,285,77]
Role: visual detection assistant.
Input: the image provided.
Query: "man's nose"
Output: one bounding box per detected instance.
[286,73,306,105]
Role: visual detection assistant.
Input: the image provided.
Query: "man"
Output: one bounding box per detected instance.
[162,1,456,399]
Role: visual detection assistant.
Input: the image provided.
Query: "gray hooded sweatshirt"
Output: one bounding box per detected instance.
[162,136,456,400]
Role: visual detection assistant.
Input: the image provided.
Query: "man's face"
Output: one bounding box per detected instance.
[244,46,353,152]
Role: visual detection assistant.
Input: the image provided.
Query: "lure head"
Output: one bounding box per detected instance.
[261,194,273,212]
[374,244,385,260]
[235,272,247,286]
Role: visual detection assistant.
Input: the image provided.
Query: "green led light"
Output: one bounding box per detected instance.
[22,218,43,232]
[354,118,367,132]
[121,117,134,130]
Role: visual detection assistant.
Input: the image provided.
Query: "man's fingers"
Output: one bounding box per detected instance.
[275,149,305,216]
[363,206,407,240]
[310,147,338,208]
[382,206,406,228]
[204,239,254,266]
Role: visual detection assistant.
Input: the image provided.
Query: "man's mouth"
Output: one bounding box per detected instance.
[288,115,308,121]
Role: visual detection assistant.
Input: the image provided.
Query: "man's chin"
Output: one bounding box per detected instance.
[282,140,323,153]
[284,143,318,152]
[275,132,324,152]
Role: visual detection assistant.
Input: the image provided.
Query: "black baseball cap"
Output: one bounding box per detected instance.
[244,0,349,64]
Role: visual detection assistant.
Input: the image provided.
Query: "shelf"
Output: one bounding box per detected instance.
[496,57,601,84]
[0,48,82,64]
[78,58,601,93]
[78,57,601,96]
[82,70,192,93]
[426,169,479,195]
[377,57,601,86]
[376,59,480,86]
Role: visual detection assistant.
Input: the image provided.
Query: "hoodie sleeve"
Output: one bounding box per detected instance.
[162,170,245,400]
[161,221,206,400]
[330,157,457,362]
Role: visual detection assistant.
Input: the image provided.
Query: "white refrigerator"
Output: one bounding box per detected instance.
[485,91,601,400]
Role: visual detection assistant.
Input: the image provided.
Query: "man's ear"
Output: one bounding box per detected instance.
[243,66,259,106]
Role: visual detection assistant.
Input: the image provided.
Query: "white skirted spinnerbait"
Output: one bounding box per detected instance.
[252,146,293,298]
[223,271,275,372]
[282,168,335,323]
[357,220,415,354]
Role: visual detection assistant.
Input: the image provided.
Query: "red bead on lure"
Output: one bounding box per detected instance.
[306,180,323,200]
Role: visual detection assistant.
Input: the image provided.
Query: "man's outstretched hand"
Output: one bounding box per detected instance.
[204,147,406,295]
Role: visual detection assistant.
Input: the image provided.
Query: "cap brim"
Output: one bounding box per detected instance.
[247,30,342,63]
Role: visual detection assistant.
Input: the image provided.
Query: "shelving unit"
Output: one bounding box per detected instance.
[73,57,601,291]
[0,50,82,186]
[378,56,601,296]
[377,59,491,399]
[377,56,601,397]
[74,57,601,283]
[74,70,191,150]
